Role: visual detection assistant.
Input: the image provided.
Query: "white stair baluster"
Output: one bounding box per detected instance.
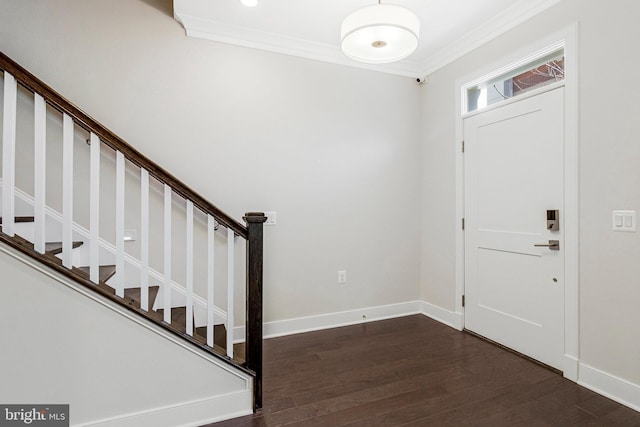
[62,113,74,269]
[186,200,194,336]
[140,169,150,311]
[207,214,215,347]
[227,227,234,358]
[115,151,125,297]
[89,133,100,283]
[2,72,17,237]
[163,184,172,323]
[34,93,46,253]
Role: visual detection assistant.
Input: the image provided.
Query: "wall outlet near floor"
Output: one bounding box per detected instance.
[124,229,137,242]
[337,270,347,284]
[265,211,277,225]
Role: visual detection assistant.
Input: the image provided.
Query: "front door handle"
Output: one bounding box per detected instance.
[534,240,559,250]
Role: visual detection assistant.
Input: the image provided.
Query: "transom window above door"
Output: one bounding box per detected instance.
[463,46,565,114]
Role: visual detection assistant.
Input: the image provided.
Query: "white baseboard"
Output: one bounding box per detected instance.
[79,389,253,427]
[420,301,464,331]
[234,300,423,340]
[578,363,640,412]
[233,300,466,341]
[263,300,424,339]
[563,354,579,381]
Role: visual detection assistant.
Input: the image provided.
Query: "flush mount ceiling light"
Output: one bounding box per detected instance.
[240,0,258,7]
[341,1,420,64]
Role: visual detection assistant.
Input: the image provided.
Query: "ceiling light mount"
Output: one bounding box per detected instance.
[341,1,420,64]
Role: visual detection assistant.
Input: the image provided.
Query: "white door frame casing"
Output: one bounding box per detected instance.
[454,24,579,381]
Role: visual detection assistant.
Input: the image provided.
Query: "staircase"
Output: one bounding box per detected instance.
[0,50,266,415]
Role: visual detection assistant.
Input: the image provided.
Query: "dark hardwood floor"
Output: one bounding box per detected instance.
[205,315,640,426]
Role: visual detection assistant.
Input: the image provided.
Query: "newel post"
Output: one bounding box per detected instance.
[243,211,267,411]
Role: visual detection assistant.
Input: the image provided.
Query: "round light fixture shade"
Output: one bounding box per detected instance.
[341,4,420,64]
[241,0,258,7]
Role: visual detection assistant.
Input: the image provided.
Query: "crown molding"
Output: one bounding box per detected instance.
[174,0,561,79]
[417,0,563,76]
[174,12,422,77]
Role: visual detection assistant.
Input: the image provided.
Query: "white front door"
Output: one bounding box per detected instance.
[464,87,565,370]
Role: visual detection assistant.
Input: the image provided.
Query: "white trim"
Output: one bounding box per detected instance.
[2,72,17,237]
[115,151,126,297]
[163,184,172,323]
[173,0,561,78]
[232,301,462,343]
[207,214,216,347]
[564,354,579,381]
[579,363,640,412]
[421,301,464,331]
[562,23,580,382]
[186,200,194,336]
[173,12,418,78]
[78,390,253,427]
[454,24,580,379]
[226,228,235,358]
[89,133,101,284]
[140,168,150,312]
[233,301,423,341]
[33,93,47,254]
[418,0,562,77]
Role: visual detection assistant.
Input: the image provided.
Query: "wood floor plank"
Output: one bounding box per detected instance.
[203,315,640,427]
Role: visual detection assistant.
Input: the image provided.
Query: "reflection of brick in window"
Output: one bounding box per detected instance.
[512,58,565,95]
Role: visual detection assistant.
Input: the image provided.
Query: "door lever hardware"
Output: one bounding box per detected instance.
[534,240,560,250]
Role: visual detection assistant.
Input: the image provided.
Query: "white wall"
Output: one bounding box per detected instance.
[0,0,422,325]
[420,0,640,390]
[0,246,253,426]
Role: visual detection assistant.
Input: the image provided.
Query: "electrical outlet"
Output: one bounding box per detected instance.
[265,211,277,225]
[124,229,137,242]
[337,270,347,284]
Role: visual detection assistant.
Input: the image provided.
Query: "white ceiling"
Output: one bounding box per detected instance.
[173,0,561,78]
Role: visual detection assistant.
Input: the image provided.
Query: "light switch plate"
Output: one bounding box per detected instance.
[612,210,636,232]
[265,211,276,226]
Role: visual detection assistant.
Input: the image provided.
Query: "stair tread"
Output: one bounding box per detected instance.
[194,324,246,361]
[77,265,117,284]
[0,216,35,223]
[195,324,227,349]
[123,286,160,310]
[45,241,84,255]
[156,306,188,333]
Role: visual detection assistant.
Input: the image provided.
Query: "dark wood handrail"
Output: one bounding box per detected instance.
[0,51,247,239]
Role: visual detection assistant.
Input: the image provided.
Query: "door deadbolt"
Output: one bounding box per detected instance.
[547,210,560,231]
[534,240,560,250]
